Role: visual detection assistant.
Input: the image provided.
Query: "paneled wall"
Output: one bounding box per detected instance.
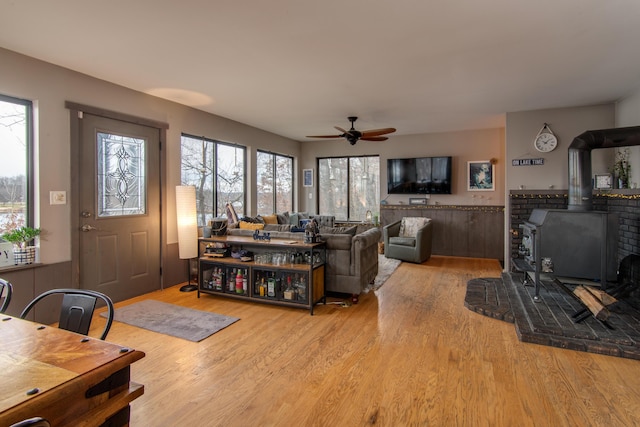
[380,205,505,262]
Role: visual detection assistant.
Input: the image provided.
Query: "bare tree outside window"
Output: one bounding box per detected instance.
[181,135,245,227]
[0,96,29,234]
[256,150,293,215]
[319,156,379,221]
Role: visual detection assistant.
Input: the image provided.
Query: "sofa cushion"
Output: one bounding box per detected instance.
[276,212,290,224]
[239,221,265,230]
[389,236,417,247]
[289,213,300,227]
[264,224,291,232]
[399,217,431,237]
[322,233,353,251]
[320,225,357,236]
[262,214,278,224]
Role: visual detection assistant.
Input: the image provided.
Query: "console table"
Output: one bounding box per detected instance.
[197,236,326,314]
[0,315,145,426]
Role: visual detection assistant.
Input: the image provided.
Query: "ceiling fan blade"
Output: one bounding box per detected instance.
[306,134,343,138]
[361,127,397,137]
[334,126,349,134]
[360,136,388,142]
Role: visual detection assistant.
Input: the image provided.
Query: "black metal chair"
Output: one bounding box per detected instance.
[20,288,114,340]
[0,278,13,313]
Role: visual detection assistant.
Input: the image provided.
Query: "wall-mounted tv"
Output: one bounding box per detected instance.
[387,156,452,194]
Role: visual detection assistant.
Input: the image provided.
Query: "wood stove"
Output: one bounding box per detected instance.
[518,208,618,301]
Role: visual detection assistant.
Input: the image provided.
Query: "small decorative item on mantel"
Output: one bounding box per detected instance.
[1,226,41,264]
[612,147,631,189]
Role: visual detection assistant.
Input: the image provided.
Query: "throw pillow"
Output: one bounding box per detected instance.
[400,217,431,237]
[239,221,265,230]
[225,203,239,226]
[276,211,290,224]
[262,214,278,224]
[289,213,300,227]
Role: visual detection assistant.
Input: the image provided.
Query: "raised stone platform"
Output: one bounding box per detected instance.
[465,273,640,360]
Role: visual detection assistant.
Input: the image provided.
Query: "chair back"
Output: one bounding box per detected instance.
[0,278,13,313]
[20,288,114,340]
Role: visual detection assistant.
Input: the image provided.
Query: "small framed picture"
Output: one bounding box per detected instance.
[409,198,428,205]
[468,160,495,191]
[303,169,313,187]
[594,173,612,190]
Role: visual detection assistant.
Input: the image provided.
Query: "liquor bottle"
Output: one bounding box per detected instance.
[242,269,248,294]
[284,276,294,300]
[228,268,235,292]
[236,269,243,294]
[267,274,276,298]
[215,268,222,291]
[259,277,266,297]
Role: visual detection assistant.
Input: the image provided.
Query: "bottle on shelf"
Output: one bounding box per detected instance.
[267,273,276,298]
[215,268,223,291]
[284,275,294,300]
[242,269,248,294]
[236,269,243,294]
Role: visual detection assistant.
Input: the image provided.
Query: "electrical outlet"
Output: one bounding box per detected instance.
[50,191,67,205]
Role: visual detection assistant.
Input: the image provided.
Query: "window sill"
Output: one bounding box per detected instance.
[0,263,44,273]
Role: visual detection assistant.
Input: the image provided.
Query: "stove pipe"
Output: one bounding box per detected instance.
[568,125,640,211]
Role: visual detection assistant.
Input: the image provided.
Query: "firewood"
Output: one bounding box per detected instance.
[573,286,610,321]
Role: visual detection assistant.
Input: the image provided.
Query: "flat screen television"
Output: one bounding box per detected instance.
[387,156,452,194]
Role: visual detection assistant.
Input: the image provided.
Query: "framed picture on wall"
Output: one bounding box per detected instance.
[303,169,313,187]
[467,160,495,191]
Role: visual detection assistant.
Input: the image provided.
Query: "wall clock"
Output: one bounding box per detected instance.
[534,123,558,153]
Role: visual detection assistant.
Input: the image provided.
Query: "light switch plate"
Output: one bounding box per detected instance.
[50,190,67,205]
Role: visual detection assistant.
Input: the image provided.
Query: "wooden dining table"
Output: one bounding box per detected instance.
[0,315,145,427]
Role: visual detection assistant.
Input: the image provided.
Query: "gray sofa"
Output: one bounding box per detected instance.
[228,223,381,297]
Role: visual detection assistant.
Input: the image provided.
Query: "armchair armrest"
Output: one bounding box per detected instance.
[383,220,402,247]
[415,221,433,261]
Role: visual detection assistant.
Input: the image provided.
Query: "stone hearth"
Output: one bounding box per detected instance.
[465,273,640,360]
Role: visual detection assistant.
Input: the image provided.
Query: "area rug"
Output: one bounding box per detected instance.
[103,300,240,342]
[365,254,402,292]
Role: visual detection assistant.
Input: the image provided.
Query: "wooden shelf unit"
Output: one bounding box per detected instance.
[197,236,326,314]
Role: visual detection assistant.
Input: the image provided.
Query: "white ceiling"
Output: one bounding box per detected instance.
[2,1,640,141]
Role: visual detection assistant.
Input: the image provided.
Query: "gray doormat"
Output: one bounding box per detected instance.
[103,300,240,342]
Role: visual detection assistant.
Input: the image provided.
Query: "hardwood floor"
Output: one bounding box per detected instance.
[90,256,640,426]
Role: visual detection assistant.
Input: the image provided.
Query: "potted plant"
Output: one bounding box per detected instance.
[1,226,41,264]
[612,147,631,189]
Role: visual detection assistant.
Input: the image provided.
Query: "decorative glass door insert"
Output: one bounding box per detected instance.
[97,132,146,217]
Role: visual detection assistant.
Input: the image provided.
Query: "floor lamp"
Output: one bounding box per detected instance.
[176,185,198,292]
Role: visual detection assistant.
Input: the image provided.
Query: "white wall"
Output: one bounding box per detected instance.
[616,85,640,187]
[0,48,299,264]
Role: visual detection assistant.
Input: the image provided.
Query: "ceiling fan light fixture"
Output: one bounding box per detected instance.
[306,116,396,145]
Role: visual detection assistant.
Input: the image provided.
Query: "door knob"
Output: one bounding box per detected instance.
[81,211,92,218]
[81,224,97,232]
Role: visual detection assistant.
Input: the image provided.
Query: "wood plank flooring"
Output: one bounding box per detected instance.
[89,256,640,426]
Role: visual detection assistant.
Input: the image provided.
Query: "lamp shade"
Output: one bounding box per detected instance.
[176,185,198,260]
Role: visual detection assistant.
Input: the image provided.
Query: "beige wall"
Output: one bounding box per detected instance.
[616,85,640,186]
[2,46,635,269]
[0,48,299,265]
[297,127,506,212]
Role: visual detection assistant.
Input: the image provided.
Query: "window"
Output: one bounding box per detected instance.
[318,156,379,221]
[0,95,33,234]
[180,134,246,227]
[256,150,293,215]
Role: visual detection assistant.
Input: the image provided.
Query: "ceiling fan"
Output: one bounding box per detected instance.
[306,116,396,145]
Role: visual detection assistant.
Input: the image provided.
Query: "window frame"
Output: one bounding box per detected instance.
[180,133,246,227]
[0,94,34,231]
[256,149,294,215]
[317,155,380,221]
